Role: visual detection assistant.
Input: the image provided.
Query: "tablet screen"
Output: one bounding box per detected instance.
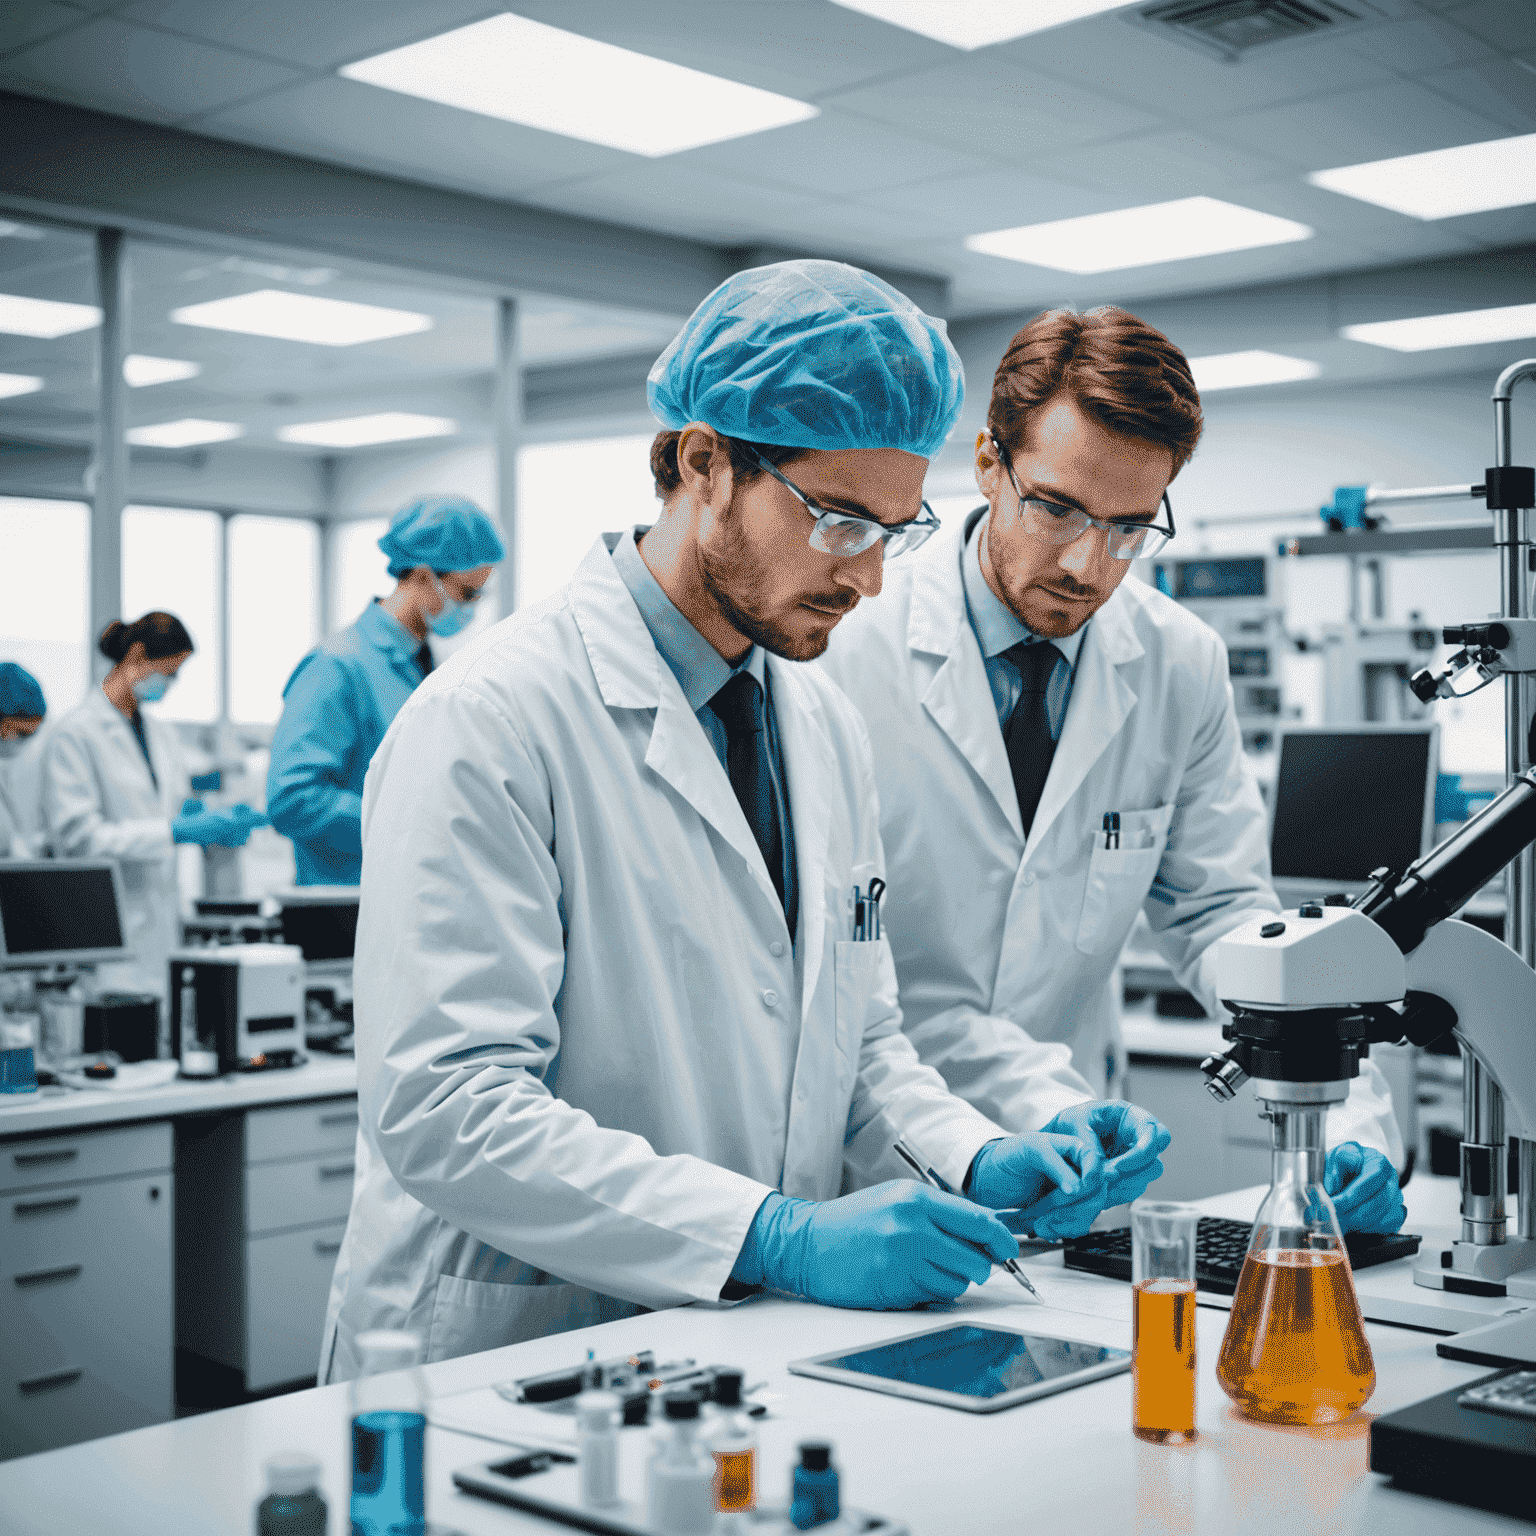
[821,1326,1124,1400]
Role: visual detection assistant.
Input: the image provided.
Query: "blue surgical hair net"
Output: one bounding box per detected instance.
[647,260,964,461]
[0,662,45,718]
[378,496,507,579]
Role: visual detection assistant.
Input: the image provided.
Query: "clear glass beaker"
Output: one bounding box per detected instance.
[1216,1105,1375,1425]
[1131,1198,1199,1445]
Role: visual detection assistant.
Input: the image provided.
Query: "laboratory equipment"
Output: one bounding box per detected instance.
[176,964,219,1078]
[0,1014,38,1092]
[706,1368,757,1517]
[512,1350,659,1405]
[1457,1369,1536,1420]
[256,1453,327,1536]
[1131,1200,1199,1444]
[82,992,159,1062]
[576,1391,621,1509]
[167,944,306,1072]
[276,886,360,962]
[350,1330,427,1536]
[788,1323,1130,1413]
[645,1394,715,1535]
[1214,1102,1376,1425]
[788,1443,839,1532]
[0,859,130,968]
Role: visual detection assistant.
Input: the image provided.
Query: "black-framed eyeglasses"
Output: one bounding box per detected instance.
[990,431,1176,562]
[745,448,941,560]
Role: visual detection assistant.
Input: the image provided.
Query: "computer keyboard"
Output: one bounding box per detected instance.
[1061,1216,1422,1295]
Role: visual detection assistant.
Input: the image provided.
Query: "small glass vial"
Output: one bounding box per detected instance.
[1131,1199,1199,1445]
[645,1393,715,1534]
[706,1368,756,1520]
[789,1442,840,1531]
[349,1330,427,1536]
[178,967,219,1078]
[256,1452,327,1536]
[575,1390,621,1509]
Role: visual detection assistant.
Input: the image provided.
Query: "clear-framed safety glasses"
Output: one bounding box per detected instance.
[745,447,941,560]
[991,431,1176,561]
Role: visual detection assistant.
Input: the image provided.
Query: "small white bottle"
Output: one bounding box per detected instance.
[646,1393,715,1534]
[575,1390,621,1509]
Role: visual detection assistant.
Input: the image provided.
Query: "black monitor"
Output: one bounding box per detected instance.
[1269,726,1438,890]
[0,860,131,968]
[276,887,360,962]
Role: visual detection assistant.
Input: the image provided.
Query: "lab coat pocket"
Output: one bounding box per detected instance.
[1074,805,1174,957]
[832,939,887,1074]
[425,1272,640,1363]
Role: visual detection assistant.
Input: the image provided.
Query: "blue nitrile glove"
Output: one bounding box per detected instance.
[1043,1101,1171,1208]
[966,1132,1112,1241]
[731,1184,1019,1310]
[173,807,258,848]
[1325,1142,1406,1234]
[227,803,270,831]
[179,797,205,817]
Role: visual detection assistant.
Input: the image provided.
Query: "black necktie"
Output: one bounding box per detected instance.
[710,673,795,936]
[415,643,433,677]
[1000,641,1061,840]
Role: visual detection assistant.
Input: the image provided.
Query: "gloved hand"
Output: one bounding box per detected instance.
[1324,1142,1406,1234]
[179,798,205,817]
[227,803,270,831]
[1042,1100,1171,1208]
[730,1184,1019,1310]
[966,1132,1111,1241]
[172,805,263,848]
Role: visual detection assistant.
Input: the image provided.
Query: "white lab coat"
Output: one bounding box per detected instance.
[818,514,1402,1164]
[41,688,190,1000]
[319,533,1009,1381]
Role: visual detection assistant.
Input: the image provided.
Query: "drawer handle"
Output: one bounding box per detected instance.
[13,1148,78,1169]
[319,1162,355,1180]
[18,1367,83,1396]
[15,1263,83,1289]
[319,1113,357,1128]
[314,1238,343,1256]
[14,1195,81,1218]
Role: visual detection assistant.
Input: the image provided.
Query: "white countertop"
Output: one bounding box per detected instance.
[0,1057,357,1137]
[0,1185,1520,1536]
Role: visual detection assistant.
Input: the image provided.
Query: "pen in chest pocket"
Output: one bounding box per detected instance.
[850,877,886,941]
[1102,812,1120,851]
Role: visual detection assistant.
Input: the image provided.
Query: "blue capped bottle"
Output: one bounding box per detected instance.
[349,1330,427,1536]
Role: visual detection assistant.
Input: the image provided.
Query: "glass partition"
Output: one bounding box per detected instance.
[122,505,222,722]
[228,514,319,724]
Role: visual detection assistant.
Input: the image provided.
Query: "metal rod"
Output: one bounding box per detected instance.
[1365,483,1482,507]
[495,295,522,620]
[1461,1046,1507,1246]
[1519,1137,1536,1243]
[90,228,128,686]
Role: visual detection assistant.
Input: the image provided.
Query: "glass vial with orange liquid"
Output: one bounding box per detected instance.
[1216,1103,1375,1426]
[1131,1199,1200,1444]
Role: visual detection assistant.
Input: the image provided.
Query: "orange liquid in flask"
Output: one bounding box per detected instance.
[1216,1249,1375,1425]
[1133,1278,1197,1444]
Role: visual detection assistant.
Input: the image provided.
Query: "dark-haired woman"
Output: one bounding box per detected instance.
[42,613,265,1012]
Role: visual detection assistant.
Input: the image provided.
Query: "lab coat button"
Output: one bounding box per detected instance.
[1022,872,1036,888]
[770,941,786,957]
[762,989,778,1008]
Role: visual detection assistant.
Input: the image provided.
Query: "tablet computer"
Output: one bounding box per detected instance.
[789,1323,1130,1414]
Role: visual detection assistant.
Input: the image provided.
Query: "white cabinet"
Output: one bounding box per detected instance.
[0,1123,174,1460]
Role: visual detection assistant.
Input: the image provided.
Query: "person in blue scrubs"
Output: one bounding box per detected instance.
[267,496,506,885]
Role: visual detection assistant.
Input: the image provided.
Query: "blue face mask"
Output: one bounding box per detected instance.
[132,672,171,703]
[428,574,476,638]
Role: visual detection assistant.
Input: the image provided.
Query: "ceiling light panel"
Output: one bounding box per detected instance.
[829,0,1132,48]
[965,196,1313,274]
[339,14,818,157]
[277,413,458,448]
[1189,351,1321,392]
[1308,133,1536,220]
[0,373,44,399]
[124,355,202,388]
[1341,303,1536,353]
[170,289,432,346]
[0,293,101,338]
[126,419,244,449]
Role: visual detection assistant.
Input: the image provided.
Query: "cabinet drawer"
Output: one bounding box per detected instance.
[246,1151,355,1236]
[0,1121,171,1195]
[246,1221,344,1392]
[245,1097,358,1165]
[0,1172,173,1458]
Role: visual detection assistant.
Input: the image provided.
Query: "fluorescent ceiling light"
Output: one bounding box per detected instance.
[1189,351,1322,392]
[829,0,1130,48]
[0,293,101,338]
[1341,302,1536,353]
[965,196,1313,274]
[1308,133,1536,220]
[0,373,44,399]
[0,221,44,240]
[170,289,432,347]
[124,355,202,387]
[126,419,244,448]
[339,14,817,157]
[277,412,458,448]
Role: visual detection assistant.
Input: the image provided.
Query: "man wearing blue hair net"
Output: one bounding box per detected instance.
[323,261,1137,1376]
[0,662,47,857]
[267,495,504,885]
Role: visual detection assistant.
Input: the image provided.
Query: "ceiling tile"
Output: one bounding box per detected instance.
[827,56,1163,161]
[200,75,630,200]
[1445,0,1536,54]
[1421,59,1536,135]
[119,0,499,71]
[0,3,90,57]
[1026,130,1292,201]
[1338,12,1497,76]
[3,16,303,123]
[854,167,1111,240]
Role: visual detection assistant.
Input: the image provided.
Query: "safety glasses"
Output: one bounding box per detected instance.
[991,431,1176,562]
[745,448,940,560]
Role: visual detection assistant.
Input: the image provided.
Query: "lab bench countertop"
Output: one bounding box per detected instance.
[0,1186,1522,1536]
[0,1056,357,1139]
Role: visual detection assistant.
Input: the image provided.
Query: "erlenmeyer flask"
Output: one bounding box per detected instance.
[1216,1104,1375,1425]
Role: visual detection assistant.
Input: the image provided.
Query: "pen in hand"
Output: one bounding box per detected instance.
[892,1138,1042,1302]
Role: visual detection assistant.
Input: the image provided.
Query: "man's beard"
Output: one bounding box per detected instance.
[698,501,856,661]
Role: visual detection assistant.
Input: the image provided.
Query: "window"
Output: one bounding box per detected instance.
[0,497,90,717]
[122,506,221,722]
[229,515,320,724]
[329,518,391,628]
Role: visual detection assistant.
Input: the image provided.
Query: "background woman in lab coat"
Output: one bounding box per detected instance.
[43,613,265,1004]
[0,662,47,858]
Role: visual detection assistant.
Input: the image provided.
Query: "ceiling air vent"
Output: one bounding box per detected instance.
[1137,0,1370,62]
